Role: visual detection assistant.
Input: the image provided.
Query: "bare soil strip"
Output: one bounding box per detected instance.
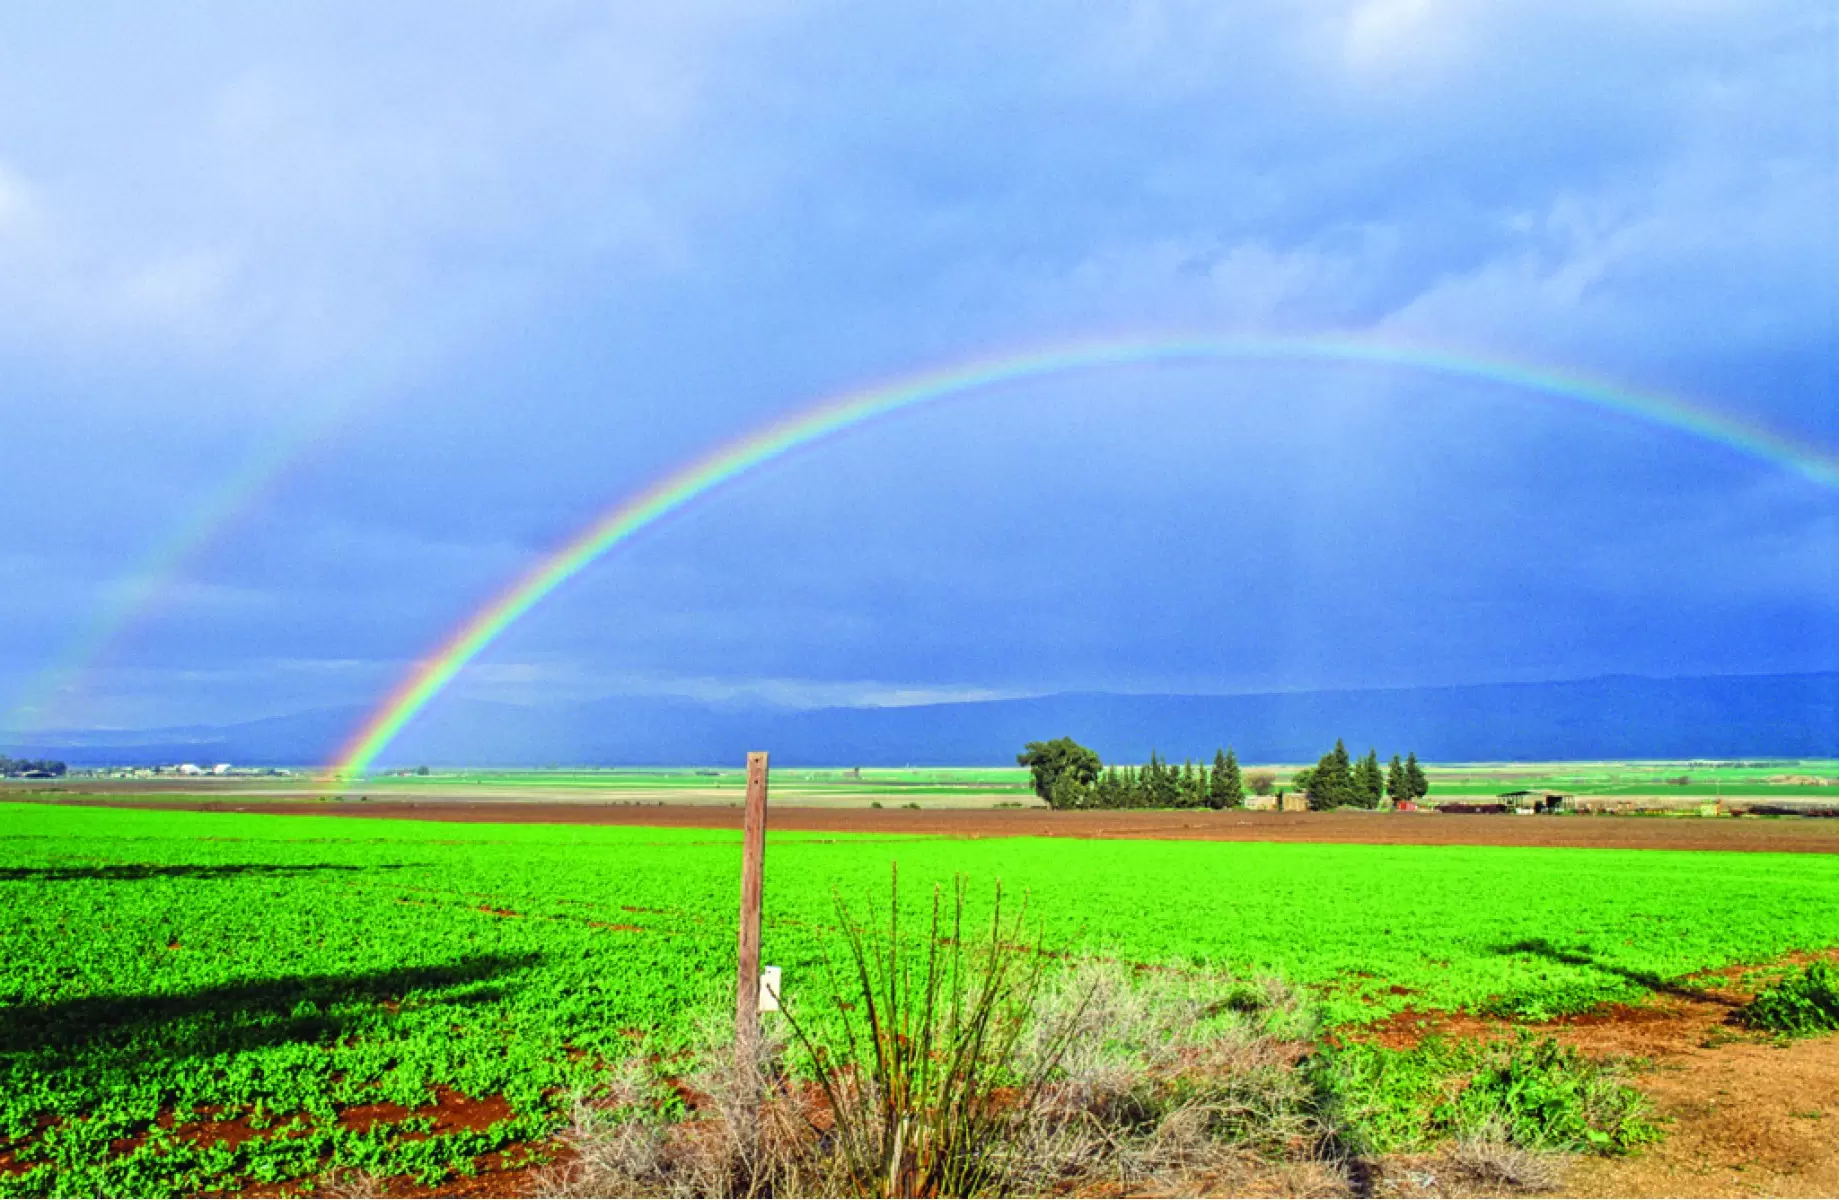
[26,795,1839,853]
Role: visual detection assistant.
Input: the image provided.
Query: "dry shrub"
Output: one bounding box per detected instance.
[317,1167,388,1198]
[538,952,1346,1199]
[1018,962,1334,1195]
[1447,1127,1564,1194]
[536,1036,832,1199]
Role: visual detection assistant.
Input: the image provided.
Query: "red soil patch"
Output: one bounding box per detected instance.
[32,796,1839,853]
[336,1088,514,1138]
[2,1090,534,1196]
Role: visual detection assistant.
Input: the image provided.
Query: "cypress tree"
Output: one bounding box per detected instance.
[1354,748,1384,808]
[1405,751,1429,802]
[1308,739,1357,810]
[1385,753,1407,807]
[1210,747,1245,809]
[1150,751,1179,808]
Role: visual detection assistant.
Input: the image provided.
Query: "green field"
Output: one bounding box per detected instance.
[38,758,1839,809]
[5,800,1839,1195]
[1418,759,1839,799]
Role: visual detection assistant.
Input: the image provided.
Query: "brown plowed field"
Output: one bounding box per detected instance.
[30,795,1839,852]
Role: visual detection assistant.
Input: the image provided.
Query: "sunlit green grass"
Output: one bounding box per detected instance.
[5,800,1839,1195]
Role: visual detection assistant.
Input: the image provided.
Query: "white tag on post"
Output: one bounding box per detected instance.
[759,964,782,1013]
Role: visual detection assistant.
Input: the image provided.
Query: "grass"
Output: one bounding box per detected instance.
[5,799,1839,1194]
[1321,1035,1659,1156]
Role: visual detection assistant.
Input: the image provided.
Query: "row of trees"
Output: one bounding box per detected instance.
[1292,740,1429,810]
[1076,749,1250,810]
[1017,736,1428,811]
[0,756,68,778]
[1017,738,1255,810]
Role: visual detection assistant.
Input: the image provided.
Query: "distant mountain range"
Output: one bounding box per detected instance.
[7,672,1836,768]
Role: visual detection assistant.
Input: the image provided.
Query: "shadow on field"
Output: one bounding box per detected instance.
[0,954,538,1063]
[0,862,412,882]
[1493,937,1739,1007]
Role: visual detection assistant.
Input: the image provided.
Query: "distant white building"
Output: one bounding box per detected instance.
[177,763,203,775]
[212,763,231,775]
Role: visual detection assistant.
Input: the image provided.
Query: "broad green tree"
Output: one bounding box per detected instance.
[1050,770,1091,810]
[1017,737,1102,808]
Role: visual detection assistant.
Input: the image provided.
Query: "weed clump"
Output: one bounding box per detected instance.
[778,875,1074,1197]
[1740,962,1839,1036]
[1320,1033,1659,1158]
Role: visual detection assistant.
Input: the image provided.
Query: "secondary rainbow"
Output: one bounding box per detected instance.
[6,401,356,734]
[329,334,1839,777]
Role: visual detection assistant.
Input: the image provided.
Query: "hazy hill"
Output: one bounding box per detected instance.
[8,672,1835,767]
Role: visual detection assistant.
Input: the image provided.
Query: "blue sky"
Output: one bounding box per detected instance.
[1,0,1835,732]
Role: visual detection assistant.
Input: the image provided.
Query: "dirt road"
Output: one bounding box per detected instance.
[26,795,1839,853]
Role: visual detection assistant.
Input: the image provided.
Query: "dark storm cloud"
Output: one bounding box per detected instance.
[0,0,1833,729]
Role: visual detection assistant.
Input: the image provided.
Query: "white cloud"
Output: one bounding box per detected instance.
[1373,131,1837,372]
[1339,0,1473,78]
[0,3,790,385]
[442,658,1029,710]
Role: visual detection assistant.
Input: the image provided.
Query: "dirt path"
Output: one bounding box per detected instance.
[1569,1030,1839,1198]
[1365,955,1839,1199]
[25,794,1839,853]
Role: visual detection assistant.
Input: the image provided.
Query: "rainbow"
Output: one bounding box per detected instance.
[328,334,1839,777]
[6,401,356,735]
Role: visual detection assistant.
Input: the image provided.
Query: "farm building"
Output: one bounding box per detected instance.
[1498,790,1574,813]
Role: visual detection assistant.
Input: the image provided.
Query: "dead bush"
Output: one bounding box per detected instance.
[1448,1120,1565,1193]
[538,949,1347,1199]
[317,1168,388,1199]
[1014,962,1335,1194]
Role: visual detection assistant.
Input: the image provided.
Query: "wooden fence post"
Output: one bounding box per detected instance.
[736,751,769,1080]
